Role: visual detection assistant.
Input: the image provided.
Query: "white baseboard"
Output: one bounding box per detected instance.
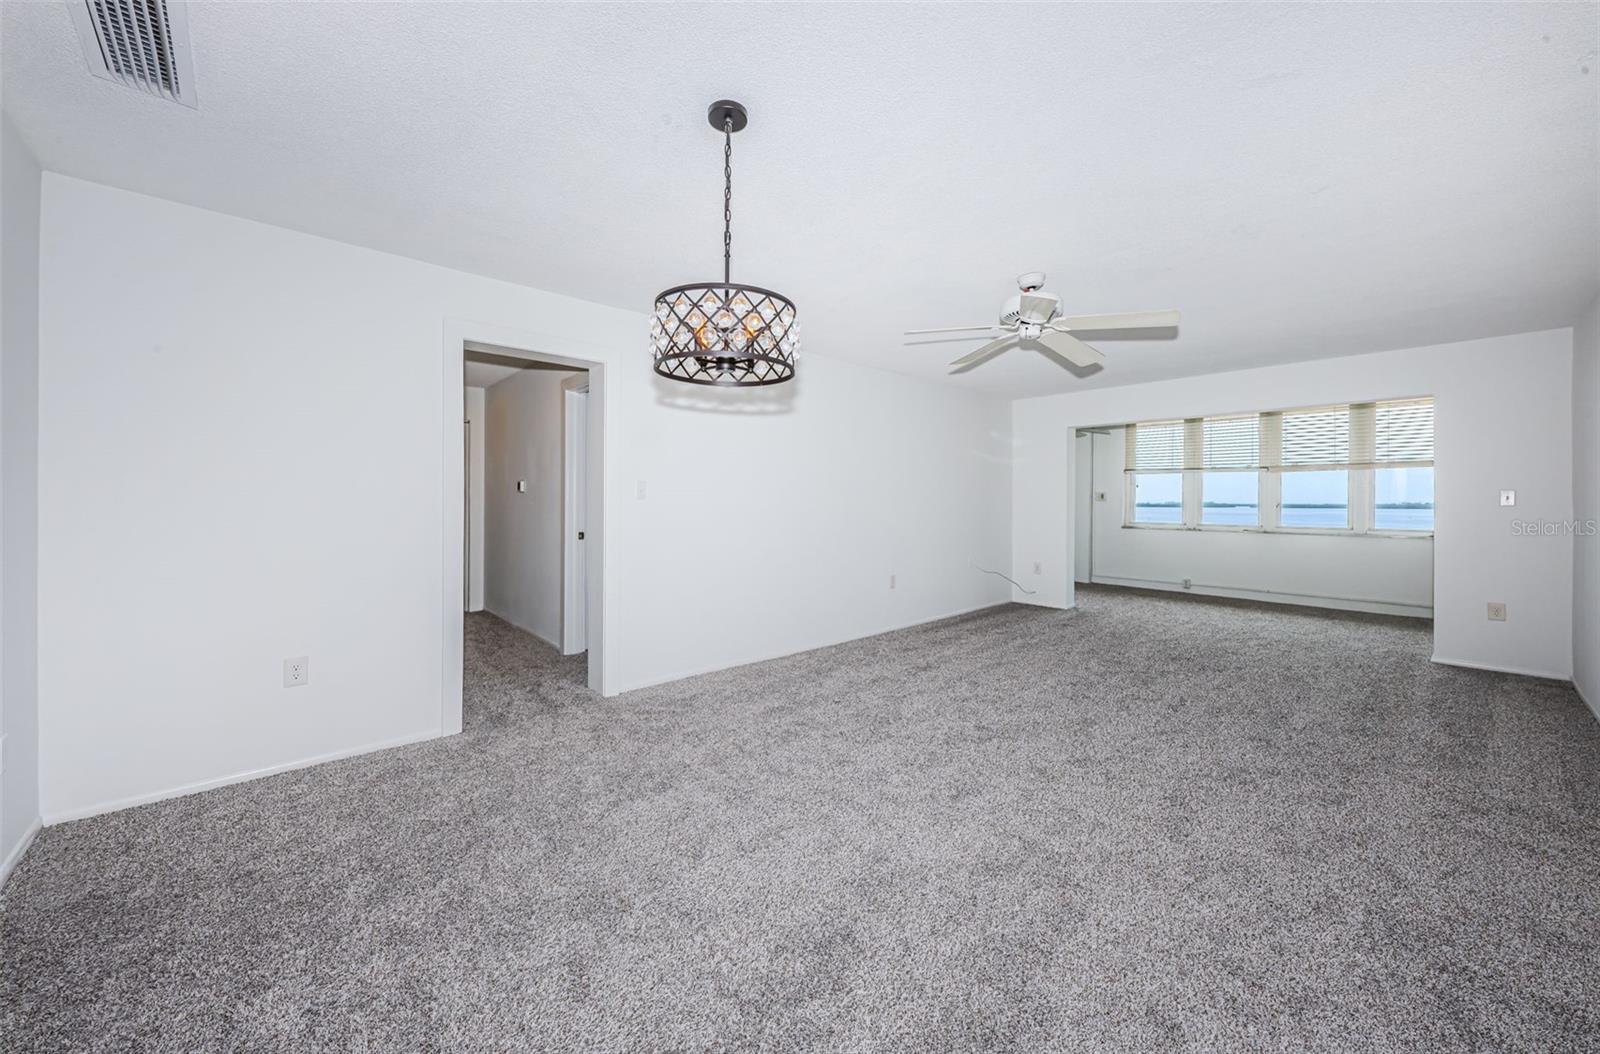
[43,727,442,826]
[614,598,1015,694]
[1430,654,1574,683]
[1091,575,1431,619]
[1,815,42,889]
[1571,675,1597,721]
[481,605,560,651]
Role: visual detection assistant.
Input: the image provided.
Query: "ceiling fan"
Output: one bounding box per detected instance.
[906,273,1179,372]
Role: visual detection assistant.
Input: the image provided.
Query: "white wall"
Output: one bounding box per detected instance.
[37,175,1012,821]
[1574,294,1599,712]
[1072,432,1092,583]
[464,385,485,612]
[1,114,42,883]
[484,368,576,646]
[1013,329,1575,679]
[1081,427,1432,618]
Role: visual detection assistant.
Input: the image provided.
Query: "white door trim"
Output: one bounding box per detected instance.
[442,320,609,738]
[561,380,589,655]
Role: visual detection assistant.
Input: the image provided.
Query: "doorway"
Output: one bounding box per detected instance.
[448,334,606,734]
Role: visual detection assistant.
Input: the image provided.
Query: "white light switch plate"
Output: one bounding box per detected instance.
[1500,490,1515,506]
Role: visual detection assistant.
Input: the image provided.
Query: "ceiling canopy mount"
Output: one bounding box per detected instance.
[706,100,748,133]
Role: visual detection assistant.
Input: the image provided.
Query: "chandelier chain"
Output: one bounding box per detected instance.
[723,117,732,286]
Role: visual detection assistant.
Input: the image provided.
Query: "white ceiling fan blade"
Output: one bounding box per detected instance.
[1051,309,1180,332]
[1035,330,1106,368]
[904,324,1003,335]
[949,335,1015,369]
[1018,292,1058,322]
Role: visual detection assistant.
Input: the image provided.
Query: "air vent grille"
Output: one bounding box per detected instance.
[70,0,197,108]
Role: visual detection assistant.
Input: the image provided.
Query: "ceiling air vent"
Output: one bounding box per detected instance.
[68,0,197,108]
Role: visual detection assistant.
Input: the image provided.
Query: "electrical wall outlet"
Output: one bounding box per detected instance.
[1486,602,1507,622]
[283,656,309,687]
[1182,577,1193,589]
[1500,490,1516,507]
[1033,561,1042,575]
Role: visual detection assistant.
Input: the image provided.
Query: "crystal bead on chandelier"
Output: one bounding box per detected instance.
[651,101,797,386]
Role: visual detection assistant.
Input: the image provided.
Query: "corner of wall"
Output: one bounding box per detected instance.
[1571,292,1599,711]
[1,112,44,881]
[0,816,41,888]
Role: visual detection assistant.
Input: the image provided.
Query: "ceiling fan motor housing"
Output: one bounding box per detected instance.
[1000,289,1060,326]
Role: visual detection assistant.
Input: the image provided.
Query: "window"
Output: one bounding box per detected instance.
[1280,470,1350,529]
[1202,471,1259,525]
[1126,419,1187,525]
[1122,397,1433,535]
[1275,406,1351,530]
[1133,472,1183,524]
[1200,414,1260,526]
[1374,466,1434,531]
[1371,399,1434,532]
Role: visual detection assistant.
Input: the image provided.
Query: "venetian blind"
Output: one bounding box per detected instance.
[1278,406,1350,468]
[1201,414,1260,469]
[1124,420,1185,471]
[1372,398,1434,465]
[1125,397,1432,472]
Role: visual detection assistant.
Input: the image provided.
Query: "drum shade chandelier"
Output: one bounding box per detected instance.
[652,100,798,386]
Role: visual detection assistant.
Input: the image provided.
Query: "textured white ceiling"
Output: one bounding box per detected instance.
[4,2,1595,397]
[462,361,522,390]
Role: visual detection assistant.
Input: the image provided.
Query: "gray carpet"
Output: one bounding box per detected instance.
[4,587,1599,1052]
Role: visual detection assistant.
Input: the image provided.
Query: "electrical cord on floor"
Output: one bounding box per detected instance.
[972,562,1037,595]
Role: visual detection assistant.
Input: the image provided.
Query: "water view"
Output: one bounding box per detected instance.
[1374,506,1435,530]
[1132,466,1434,530]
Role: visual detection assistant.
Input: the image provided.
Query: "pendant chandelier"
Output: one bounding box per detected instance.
[652,100,798,386]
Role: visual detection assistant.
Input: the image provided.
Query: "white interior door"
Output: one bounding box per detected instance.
[562,387,588,655]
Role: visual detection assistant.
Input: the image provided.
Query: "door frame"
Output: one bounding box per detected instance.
[561,376,589,655]
[441,320,609,736]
